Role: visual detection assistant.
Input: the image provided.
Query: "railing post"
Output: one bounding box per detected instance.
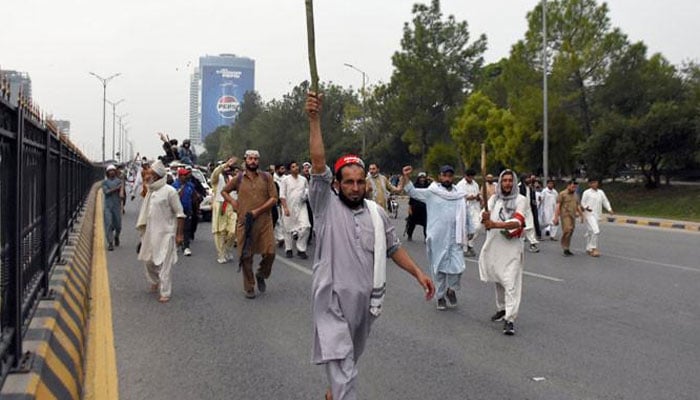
[10,102,25,364]
[41,128,50,293]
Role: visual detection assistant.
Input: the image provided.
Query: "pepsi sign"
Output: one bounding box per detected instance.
[217,95,240,119]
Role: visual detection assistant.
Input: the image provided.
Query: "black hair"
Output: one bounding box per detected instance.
[287,160,298,170]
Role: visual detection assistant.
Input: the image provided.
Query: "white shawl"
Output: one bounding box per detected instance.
[427,183,468,245]
[366,200,387,317]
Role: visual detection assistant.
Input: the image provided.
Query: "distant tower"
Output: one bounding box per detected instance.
[189,69,201,144]
[1,69,32,106]
[195,54,255,142]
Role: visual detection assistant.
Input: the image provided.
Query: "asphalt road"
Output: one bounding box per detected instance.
[108,197,700,400]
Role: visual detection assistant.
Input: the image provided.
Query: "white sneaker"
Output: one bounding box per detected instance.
[217,257,227,264]
[183,248,192,256]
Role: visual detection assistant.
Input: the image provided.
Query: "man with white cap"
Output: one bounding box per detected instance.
[136,160,186,303]
[103,164,123,251]
[221,150,278,299]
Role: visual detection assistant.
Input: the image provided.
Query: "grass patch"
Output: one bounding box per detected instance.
[581,182,700,222]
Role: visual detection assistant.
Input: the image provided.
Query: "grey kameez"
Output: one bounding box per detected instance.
[309,167,399,365]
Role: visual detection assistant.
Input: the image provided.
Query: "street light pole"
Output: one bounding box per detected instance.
[344,63,368,157]
[542,0,549,180]
[89,72,121,162]
[106,98,124,161]
[117,113,128,161]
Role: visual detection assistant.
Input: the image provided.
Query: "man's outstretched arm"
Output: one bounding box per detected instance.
[390,248,435,301]
[306,92,326,174]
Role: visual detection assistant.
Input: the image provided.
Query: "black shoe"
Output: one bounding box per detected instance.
[285,250,293,258]
[255,274,266,293]
[503,320,515,335]
[465,247,476,257]
[490,310,506,322]
[277,240,285,248]
[407,236,413,242]
[108,242,114,251]
[297,251,308,260]
[446,289,457,308]
[114,235,120,247]
[563,249,574,256]
[528,243,539,253]
[244,290,256,299]
[436,298,447,311]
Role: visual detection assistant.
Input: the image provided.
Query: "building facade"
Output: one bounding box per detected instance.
[188,54,255,144]
[1,69,32,106]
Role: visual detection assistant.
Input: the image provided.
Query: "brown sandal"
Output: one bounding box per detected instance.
[158,296,170,303]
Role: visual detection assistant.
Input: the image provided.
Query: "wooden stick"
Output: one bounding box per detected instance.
[481,143,488,212]
[305,0,319,93]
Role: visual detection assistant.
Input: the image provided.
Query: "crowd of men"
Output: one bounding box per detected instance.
[101,92,615,400]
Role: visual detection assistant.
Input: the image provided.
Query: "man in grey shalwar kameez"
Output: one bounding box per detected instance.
[306,92,435,400]
[401,164,470,310]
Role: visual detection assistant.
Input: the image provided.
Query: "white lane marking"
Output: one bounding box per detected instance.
[276,256,312,276]
[446,258,565,282]
[523,271,564,282]
[603,253,700,273]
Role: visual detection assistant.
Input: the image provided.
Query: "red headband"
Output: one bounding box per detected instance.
[178,168,191,177]
[334,154,365,173]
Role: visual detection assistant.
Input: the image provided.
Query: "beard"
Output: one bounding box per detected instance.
[441,181,453,189]
[245,162,258,171]
[338,189,364,209]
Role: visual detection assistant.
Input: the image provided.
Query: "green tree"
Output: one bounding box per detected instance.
[451,91,528,172]
[589,43,697,187]
[524,0,628,137]
[386,0,487,160]
[424,142,460,176]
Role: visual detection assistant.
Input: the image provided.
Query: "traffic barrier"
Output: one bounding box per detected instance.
[1,183,116,399]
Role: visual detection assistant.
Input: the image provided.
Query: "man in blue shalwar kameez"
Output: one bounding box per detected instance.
[401,164,471,310]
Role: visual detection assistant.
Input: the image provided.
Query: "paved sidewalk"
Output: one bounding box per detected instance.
[605,214,700,232]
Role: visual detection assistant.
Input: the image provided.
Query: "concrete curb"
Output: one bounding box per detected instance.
[0,183,110,400]
[605,215,700,233]
[83,188,119,400]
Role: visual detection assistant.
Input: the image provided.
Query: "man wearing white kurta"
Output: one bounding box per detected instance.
[273,165,287,247]
[540,179,559,240]
[280,161,311,258]
[403,164,470,310]
[479,170,528,335]
[136,160,186,303]
[580,179,614,257]
[456,169,481,257]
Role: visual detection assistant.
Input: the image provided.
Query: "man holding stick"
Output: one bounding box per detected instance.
[306,92,434,400]
[478,170,528,335]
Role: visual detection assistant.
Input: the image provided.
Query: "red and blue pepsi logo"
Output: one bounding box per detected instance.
[217,95,240,119]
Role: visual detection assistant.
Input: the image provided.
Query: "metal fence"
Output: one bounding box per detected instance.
[0,82,102,384]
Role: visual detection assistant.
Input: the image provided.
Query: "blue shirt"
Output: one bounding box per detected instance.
[171,180,196,214]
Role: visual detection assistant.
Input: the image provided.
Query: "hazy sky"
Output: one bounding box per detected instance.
[1,0,697,161]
